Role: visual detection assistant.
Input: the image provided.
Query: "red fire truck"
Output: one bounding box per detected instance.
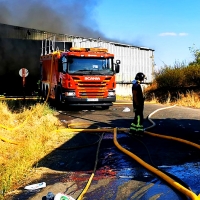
[40,47,120,109]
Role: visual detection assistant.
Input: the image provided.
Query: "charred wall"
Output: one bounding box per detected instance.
[0,38,41,96]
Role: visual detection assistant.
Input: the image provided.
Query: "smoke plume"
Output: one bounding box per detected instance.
[0,0,106,39]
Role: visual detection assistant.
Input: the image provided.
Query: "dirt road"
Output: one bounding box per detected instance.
[7,102,200,200]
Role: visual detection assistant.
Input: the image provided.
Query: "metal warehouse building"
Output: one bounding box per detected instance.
[0,23,154,96]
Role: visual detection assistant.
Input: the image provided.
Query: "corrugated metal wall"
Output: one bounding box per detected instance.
[0,23,154,96]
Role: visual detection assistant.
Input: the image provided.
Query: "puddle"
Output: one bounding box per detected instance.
[160,162,200,194]
[97,133,200,199]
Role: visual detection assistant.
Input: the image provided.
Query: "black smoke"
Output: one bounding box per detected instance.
[0,0,138,45]
[0,0,107,39]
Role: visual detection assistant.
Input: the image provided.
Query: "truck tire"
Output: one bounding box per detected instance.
[45,85,49,101]
[101,106,109,110]
[55,86,62,110]
[41,85,47,102]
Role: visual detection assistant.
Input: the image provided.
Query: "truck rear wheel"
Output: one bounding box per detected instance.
[41,85,47,102]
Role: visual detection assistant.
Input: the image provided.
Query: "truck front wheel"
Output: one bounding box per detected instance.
[101,106,109,110]
[55,86,62,110]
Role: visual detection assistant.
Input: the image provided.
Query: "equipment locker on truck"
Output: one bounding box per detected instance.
[40,47,120,109]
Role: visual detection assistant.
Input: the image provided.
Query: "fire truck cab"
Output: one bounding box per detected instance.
[40,47,120,109]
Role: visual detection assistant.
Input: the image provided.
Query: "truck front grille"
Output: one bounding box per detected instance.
[73,78,111,98]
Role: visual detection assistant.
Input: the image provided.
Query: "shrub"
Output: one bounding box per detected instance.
[183,64,200,86]
[154,66,185,88]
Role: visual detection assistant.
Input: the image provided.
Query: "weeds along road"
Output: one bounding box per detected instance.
[8,102,200,200]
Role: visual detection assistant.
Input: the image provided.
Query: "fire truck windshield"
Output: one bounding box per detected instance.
[67,57,114,75]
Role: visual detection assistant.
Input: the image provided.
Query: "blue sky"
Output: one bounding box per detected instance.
[93,0,200,69]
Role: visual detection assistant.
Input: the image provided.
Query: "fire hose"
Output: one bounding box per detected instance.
[0,102,200,199]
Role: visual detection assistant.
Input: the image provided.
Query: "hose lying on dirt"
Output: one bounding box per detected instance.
[51,103,200,199]
[1,102,200,199]
[76,132,105,200]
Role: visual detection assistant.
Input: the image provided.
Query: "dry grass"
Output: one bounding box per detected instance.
[116,95,132,101]
[145,84,200,108]
[0,101,75,199]
[176,90,200,108]
[117,80,200,108]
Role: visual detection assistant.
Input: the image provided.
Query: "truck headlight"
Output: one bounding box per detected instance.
[65,91,76,96]
[108,91,115,96]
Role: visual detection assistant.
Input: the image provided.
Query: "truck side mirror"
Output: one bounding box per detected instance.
[116,60,121,64]
[115,64,120,73]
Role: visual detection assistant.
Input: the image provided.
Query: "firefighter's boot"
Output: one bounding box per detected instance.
[135,125,144,137]
[136,115,144,136]
[130,116,144,137]
[130,123,137,135]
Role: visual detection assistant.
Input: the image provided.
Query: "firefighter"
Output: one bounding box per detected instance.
[130,72,146,135]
